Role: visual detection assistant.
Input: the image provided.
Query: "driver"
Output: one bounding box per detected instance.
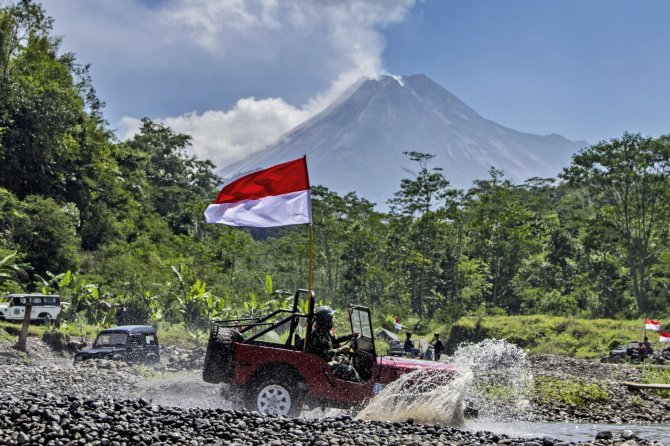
[306,306,360,382]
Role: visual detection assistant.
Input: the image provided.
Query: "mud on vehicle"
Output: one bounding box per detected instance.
[203,289,457,417]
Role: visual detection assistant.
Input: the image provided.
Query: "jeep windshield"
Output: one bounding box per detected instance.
[94,332,128,347]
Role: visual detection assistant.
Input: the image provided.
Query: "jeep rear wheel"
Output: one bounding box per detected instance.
[246,378,303,417]
[202,327,239,383]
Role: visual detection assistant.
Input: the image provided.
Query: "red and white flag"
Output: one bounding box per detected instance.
[205,157,312,227]
[660,331,670,343]
[645,319,660,331]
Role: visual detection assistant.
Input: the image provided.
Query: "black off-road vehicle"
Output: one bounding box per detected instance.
[74,325,160,364]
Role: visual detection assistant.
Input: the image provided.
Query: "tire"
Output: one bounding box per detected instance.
[245,376,303,417]
[202,326,239,384]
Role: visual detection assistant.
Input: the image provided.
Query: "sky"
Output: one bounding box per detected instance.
[37,0,670,169]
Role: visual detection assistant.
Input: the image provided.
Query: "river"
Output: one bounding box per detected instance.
[468,420,670,443]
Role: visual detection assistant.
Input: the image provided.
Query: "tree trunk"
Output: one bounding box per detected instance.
[15,303,32,353]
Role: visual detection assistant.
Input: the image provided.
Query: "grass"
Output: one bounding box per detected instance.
[438,315,647,358]
[640,364,670,398]
[534,376,609,408]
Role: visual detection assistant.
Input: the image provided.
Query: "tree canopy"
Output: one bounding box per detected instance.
[1,1,669,330]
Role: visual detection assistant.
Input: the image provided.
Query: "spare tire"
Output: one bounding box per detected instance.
[202,326,241,383]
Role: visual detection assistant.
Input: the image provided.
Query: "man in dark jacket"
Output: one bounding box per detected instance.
[433,333,445,361]
[307,306,360,382]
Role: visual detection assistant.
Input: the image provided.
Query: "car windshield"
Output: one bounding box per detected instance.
[0,296,10,303]
[94,332,128,347]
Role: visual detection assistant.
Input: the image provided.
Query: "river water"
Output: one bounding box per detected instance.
[468,420,670,443]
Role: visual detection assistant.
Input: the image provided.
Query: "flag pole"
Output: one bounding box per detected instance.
[308,223,313,294]
[304,223,315,351]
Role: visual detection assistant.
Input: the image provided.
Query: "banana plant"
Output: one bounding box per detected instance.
[0,251,29,289]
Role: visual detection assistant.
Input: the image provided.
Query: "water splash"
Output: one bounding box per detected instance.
[454,339,534,421]
[356,339,533,425]
[356,368,472,426]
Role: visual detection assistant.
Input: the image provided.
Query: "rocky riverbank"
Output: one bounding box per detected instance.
[0,335,667,445]
[528,355,670,425]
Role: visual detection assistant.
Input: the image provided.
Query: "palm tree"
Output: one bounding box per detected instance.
[0,251,28,286]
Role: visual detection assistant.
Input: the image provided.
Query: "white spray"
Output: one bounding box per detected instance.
[356,339,533,426]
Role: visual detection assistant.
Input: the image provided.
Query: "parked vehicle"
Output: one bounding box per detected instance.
[202,289,457,416]
[0,294,63,324]
[388,339,431,359]
[601,340,650,363]
[74,325,160,364]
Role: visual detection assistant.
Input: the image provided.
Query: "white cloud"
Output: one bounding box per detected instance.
[121,97,310,167]
[149,0,416,167]
[43,0,416,167]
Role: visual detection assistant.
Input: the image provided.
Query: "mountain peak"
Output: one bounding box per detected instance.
[218,74,583,208]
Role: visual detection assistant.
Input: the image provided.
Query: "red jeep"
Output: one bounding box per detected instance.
[202,289,456,416]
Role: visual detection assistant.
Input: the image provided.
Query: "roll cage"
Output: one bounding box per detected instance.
[211,289,376,356]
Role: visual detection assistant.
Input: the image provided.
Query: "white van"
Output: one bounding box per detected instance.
[0,294,63,324]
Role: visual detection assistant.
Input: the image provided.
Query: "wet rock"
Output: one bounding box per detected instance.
[595,430,613,440]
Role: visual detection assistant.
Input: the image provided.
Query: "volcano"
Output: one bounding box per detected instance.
[218,74,585,207]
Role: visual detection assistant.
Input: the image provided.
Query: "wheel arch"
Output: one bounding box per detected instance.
[247,362,306,389]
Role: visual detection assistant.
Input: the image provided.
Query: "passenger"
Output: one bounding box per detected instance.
[404,332,414,353]
[638,342,646,359]
[643,336,653,355]
[307,306,360,382]
[403,332,421,357]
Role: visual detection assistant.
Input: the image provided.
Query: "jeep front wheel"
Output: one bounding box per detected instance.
[246,379,303,417]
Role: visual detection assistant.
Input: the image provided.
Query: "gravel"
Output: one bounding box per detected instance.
[0,332,666,445]
[528,355,670,425]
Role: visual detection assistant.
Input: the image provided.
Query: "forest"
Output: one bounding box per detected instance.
[1,1,670,334]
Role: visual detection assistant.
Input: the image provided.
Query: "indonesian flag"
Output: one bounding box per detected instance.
[645,319,660,331]
[205,157,312,227]
[660,331,670,343]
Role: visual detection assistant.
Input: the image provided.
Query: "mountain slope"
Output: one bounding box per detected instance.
[218,74,585,207]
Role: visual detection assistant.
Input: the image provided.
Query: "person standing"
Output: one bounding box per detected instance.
[433,333,445,361]
[394,316,402,332]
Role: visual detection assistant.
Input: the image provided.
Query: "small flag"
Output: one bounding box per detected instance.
[660,331,670,343]
[645,319,660,331]
[205,157,312,227]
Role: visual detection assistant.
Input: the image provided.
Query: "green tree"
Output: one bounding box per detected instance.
[0,0,86,200]
[388,151,451,216]
[125,119,220,235]
[387,152,453,316]
[463,168,545,312]
[9,195,80,277]
[561,133,670,313]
